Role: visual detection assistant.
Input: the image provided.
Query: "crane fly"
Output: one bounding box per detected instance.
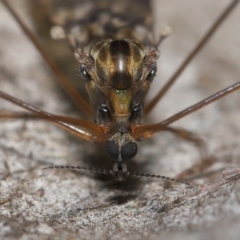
[0,0,239,182]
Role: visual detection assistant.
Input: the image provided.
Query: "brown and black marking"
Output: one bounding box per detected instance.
[31,0,154,47]
[1,0,240,181]
[4,0,159,180]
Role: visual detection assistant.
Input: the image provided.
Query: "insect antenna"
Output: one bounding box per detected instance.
[128,172,190,185]
[43,166,190,185]
[43,165,111,175]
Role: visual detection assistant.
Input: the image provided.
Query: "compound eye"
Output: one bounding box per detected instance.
[80,67,91,82]
[121,142,138,160]
[106,140,119,160]
[146,65,157,82]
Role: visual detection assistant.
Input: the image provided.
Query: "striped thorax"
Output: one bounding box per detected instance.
[32,0,159,180]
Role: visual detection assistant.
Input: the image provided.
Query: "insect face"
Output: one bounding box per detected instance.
[106,132,138,180]
[0,0,240,183]
[79,38,159,175]
[81,39,159,130]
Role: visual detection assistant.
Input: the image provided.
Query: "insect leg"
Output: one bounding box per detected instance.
[0,91,106,142]
[132,123,214,179]
[1,0,92,116]
[132,82,240,140]
[164,127,209,159]
[145,0,239,115]
[162,127,216,180]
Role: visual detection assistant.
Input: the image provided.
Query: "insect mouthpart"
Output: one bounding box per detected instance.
[112,162,130,181]
[106,132,138,181]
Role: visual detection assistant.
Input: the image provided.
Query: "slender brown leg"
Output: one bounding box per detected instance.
[175,159,216,180]
[164,127,216,180]
[132,83,240,179]
[1,0,92,116]
[132,82,240,140]
[140,125,214,179]
[145,0,239,115]
[0,91,107,142]
[165,127,209,159]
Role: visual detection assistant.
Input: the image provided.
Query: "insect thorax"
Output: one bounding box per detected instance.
[33,0,159,179]
[79,38,159,180]
[33,0,159,131]
[79,39,159,133]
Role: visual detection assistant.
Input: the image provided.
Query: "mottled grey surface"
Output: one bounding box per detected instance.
[0,0,240,239]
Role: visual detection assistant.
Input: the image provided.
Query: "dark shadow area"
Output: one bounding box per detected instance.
[73,141,150,191]
[105,194,139,205]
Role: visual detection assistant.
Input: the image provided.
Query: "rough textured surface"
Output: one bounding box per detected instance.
[0,0,240,239]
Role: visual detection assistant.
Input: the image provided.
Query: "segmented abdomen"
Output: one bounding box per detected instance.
[32,0,154,47]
